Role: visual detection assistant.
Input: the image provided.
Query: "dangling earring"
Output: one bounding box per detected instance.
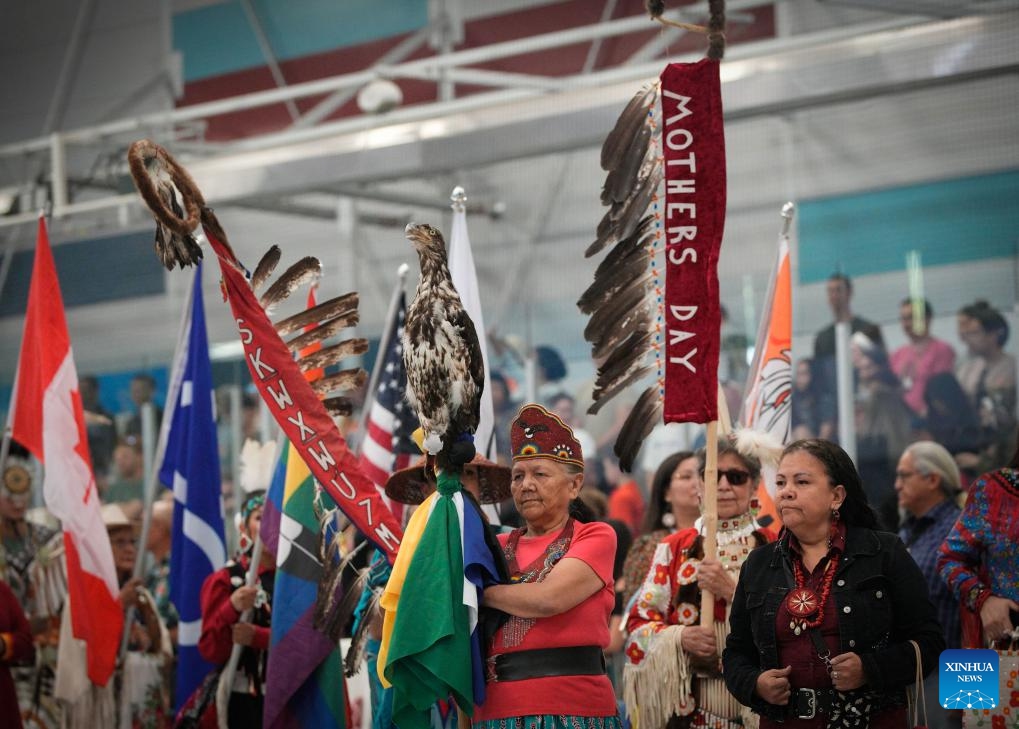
[661,512,676,529]
[238,532,252,554]
[749,496,761,520]
[828,506,840,550]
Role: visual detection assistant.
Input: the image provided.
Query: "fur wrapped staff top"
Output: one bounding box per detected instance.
[402,222,485,472]
[127,139,369,417]
[128,139,205,270]
[579,0,729,471]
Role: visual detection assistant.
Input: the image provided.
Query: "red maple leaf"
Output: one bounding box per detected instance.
[70,388,96,505]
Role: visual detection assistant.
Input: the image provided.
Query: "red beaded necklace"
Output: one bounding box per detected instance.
[785,549,840,635]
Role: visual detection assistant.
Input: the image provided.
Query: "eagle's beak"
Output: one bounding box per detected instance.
[405,222,430,250]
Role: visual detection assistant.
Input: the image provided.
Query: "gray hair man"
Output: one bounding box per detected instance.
[896,441,963,729]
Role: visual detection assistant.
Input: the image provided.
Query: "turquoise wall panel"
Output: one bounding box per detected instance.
[797,169,1019,284]
[174,0,428,82]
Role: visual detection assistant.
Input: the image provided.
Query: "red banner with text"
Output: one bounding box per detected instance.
[660,59,725,424]
[206,232,403,563]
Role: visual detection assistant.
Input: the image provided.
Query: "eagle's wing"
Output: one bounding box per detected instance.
[449,305,485,432]
[579,82,664,472]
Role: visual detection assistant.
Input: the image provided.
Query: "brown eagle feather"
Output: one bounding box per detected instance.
[580,82,665,471]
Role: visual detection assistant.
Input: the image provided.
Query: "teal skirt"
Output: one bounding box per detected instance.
[474,714,623,729]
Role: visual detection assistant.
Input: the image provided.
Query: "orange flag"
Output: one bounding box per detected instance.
[741,221,793,526]
[11,217,123,686]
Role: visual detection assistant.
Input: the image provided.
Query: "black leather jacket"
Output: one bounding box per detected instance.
[723,527,945,721]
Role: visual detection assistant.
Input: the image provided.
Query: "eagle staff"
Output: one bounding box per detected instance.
[377,221,504,729]
[580,0,732,689]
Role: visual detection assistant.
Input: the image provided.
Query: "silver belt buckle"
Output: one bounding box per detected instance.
[797,688,816,720]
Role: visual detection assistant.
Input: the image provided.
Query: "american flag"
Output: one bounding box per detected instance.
[357,292,420,510]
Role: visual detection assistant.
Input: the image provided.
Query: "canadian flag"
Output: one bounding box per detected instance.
[10,217,122,686]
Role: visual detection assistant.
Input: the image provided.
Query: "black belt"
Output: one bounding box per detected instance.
[790,688,837,720]
[487,646,606,683]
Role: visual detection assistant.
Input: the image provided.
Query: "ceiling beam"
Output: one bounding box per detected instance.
[0,0,775,157]
[183,14,1019,199]
[290,28,430,129]
[0,13,1015,230]
[238,0,299,121]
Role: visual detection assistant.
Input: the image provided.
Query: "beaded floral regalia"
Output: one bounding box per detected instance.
[624,513,772,729]
[2,456,66,729]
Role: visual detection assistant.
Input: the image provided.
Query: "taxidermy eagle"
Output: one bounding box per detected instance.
[127,139,368,416]
[402,222,484,470]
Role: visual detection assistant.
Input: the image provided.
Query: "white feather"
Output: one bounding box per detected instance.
[239,438,279,493]
[423,432,444,455]
[733,427,784,470]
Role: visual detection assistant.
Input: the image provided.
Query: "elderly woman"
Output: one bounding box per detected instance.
[477,403,620,729]
[103,503,172,729]
[724,439,945,729]
[623,433,778,729]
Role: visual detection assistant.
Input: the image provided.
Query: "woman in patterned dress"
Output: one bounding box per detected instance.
[623,432,779,729]
[938,436,1019,649]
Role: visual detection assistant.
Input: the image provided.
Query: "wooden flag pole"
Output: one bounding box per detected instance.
[216,535,264,729]
[699,419,718,629]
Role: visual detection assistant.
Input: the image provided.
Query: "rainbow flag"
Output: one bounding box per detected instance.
[261,442,348,728]
[378,472,503,729]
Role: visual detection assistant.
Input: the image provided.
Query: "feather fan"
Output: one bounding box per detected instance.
[312,529,368,643]
[343,588,381,678]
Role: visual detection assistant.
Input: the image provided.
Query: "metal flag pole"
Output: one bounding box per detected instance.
[116,402,159,671]
[835,321,856,463]
[355,263,410,454]
[135,403,158,574]
[0,425,13,492]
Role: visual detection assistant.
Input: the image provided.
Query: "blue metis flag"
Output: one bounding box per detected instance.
[159,264,227,709]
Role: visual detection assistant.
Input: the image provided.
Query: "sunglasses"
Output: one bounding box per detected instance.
[700,468,753,486]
